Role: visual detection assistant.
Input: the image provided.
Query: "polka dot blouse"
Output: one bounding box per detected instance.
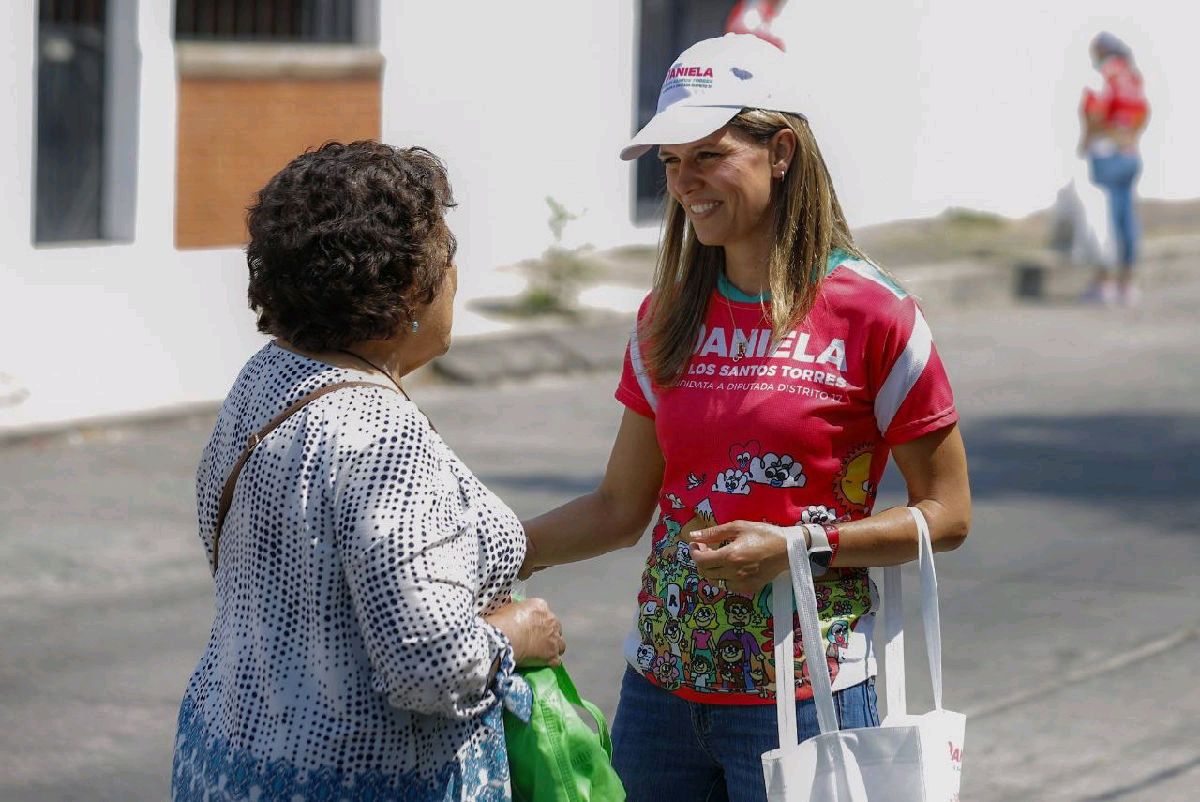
[171,343,531,801]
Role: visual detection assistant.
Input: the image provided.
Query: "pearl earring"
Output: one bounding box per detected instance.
[411,320,420,333]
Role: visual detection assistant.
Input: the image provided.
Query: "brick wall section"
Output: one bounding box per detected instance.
[175,75,381,248]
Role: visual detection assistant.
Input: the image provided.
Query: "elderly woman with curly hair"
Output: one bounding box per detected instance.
[170,141,566,802]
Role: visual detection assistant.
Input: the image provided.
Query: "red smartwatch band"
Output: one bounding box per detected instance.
[822,523,840,565]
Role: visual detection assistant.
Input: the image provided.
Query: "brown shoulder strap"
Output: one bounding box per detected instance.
[210,380,396,572]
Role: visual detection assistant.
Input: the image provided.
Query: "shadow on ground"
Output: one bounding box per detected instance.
[878,411,1200,533]
[485,411,1200,536]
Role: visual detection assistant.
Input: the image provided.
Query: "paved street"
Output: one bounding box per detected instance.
[2,275,1199,801]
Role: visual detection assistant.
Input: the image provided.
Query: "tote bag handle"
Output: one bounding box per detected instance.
[549,663,613,756]
[882,506,946,718]
[773,533,870,800]
[771,506,945,743]
[771,529,839,743]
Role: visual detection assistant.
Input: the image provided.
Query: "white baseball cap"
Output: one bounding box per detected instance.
[620,33,807,161]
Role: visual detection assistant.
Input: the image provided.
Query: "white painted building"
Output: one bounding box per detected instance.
[2,0,1197,435]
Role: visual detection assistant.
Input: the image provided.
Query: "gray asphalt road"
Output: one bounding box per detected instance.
[2,277,1198,801]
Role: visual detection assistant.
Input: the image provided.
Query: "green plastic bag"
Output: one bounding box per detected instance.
[503,664,627,802]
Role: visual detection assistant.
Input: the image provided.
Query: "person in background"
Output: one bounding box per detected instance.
[724,0,786,50]
[171,141,565,802]
[1078,31,1149,306]
[519,34,971,802]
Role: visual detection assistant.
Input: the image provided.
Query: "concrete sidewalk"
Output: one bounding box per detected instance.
[4,272,1200,800]
[432,233,1200,386]
[2,234,1196,446]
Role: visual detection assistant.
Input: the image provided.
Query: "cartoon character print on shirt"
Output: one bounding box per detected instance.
[749,652,776,698]
[729,441,760,472]
[639,571,659,608]
[749,453,807,488]
[815,584,834,612]
[690,651,716,690]
[720,594,765,691]
[826,619,851,662]
[636,505,703,690]
[803,568,874,685]
[641,518,681,613]
[715,630,749,692]
[685,602,719,686]
[639,598,667,652]
[834,444,876,515]
[796,615,859,687]
[651,618,672,664]
[754,635,780,698]
[711,441,808,496]
[663,618,689,680]
[635,643,656,673]
[651,653,682,690]
[791,505,868,685]
[658,524,698,619]
[639,498,753,694]
[801,504,843,525]
[637,442,843,698]
[713,468,752,495]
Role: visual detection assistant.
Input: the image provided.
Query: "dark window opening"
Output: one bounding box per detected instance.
[175,0,359,43]
[36,0,140,245]
[40,0,107,26]
[633,0,732,223]
[36,0,108,243]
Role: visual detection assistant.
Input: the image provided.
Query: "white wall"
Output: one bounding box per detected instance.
[131,0,179,249]
[0,0,263,434]
[772,1,1200,226]
[379,0,654,308]
[380,0,1200,297]
[1,2,37,248]
[3,1,1199,434]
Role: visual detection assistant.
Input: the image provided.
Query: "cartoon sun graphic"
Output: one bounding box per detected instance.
[834,445,875,514]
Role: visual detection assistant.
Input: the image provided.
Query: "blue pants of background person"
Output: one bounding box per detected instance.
[1089,152,1142,269]
[612,667,880,802]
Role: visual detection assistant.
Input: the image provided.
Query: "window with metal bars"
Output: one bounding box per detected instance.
[175,0,360,43]
[40,0,107,26]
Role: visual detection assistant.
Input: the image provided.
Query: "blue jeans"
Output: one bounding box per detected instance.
[611,667,881,802]
[1089,152,1142,269]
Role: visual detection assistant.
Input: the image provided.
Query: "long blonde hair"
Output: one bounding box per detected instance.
[642,110,863,387]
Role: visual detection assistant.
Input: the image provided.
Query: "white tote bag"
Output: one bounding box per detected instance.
[1054,165,1119,270]
[761,507,966,801]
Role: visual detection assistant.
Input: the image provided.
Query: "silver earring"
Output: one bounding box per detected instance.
[411,320,420,333]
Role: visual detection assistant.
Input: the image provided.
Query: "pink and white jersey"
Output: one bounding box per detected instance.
[616,251,957,704]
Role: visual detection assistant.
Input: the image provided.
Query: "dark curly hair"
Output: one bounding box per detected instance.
[246,141,457,351]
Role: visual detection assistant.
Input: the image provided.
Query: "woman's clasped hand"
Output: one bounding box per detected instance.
[487,597,567,667]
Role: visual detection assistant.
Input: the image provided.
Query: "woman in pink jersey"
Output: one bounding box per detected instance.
[521,34,972,802]
[1078,31,1149,306]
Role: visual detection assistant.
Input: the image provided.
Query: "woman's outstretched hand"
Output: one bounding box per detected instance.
[486,598,566,667]
[689,521,807,596]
